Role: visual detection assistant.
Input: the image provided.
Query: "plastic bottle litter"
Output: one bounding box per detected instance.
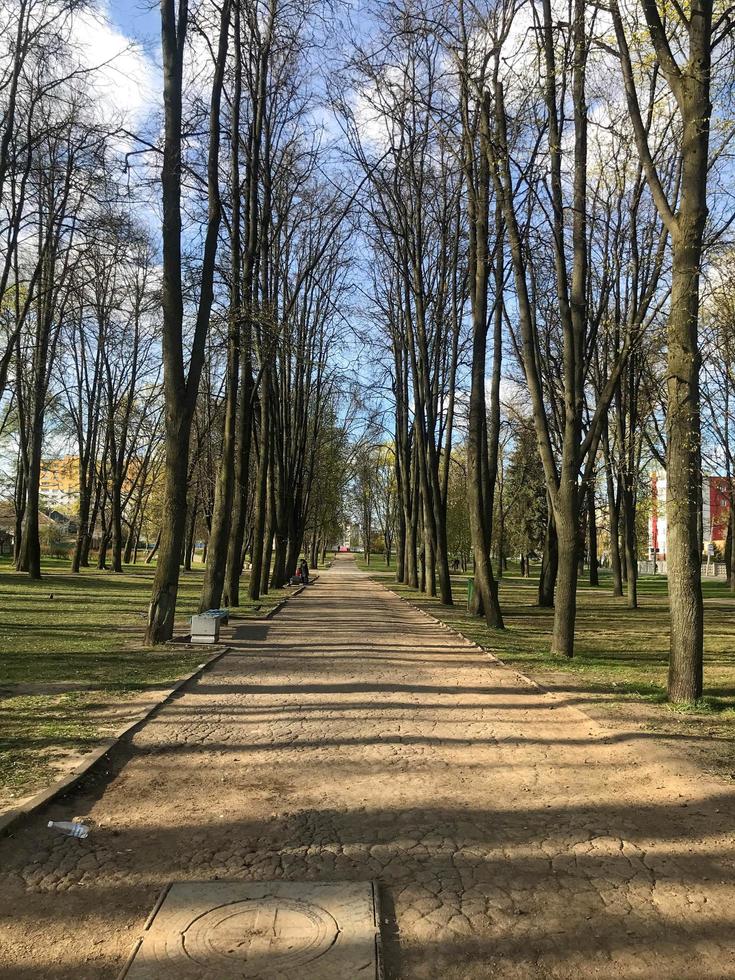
[47,820,89,839]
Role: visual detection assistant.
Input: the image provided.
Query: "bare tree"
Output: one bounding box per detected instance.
[146,0,231,643]
[609,0,721,699]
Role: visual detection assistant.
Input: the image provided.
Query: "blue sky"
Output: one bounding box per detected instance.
[109,1,160,55]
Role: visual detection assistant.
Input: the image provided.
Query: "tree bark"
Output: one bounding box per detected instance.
[621,470,638,608]
[588,482,599,586]
[146,0,231,643]
[463,91,503,628]
[145,529,161,564]
[552,502,580,656]
[395,504,405,581]
[604,433,624,597]
[200,9,242,612]
[184,491,198,573]
[249,388,270,601]
[611,0,710,700]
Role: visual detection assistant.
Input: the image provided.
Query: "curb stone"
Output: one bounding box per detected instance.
[370,574,639,735]
[374,577,559,698]
[262,583,305,619]
[0,643,232,837]
[0,571,322,836]
[254,573,319,620]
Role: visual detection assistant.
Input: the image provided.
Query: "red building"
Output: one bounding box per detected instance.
[649,471,732,559]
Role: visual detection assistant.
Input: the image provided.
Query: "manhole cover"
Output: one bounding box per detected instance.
[183,897,338,967]
[121,880,382,979]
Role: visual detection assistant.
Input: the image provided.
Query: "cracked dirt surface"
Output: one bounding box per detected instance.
[1,554,734,979]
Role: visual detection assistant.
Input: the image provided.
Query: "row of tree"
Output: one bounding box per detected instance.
[349,0,735,703]
[3,0,735,707]
[146,0,358,641]
[0,1,352,643]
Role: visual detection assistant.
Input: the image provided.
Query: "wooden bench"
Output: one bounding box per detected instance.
[190,609,229,644]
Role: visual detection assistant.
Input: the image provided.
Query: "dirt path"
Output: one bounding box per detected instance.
[1,554,734,979]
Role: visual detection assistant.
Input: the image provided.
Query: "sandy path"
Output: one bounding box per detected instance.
[1,554,734,979]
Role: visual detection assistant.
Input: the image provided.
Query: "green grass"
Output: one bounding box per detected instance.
[0,557,290,803]
[0,693,101,796]
[357,555,735,760]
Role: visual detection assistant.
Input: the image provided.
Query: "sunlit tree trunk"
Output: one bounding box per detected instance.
[146,0,230,642]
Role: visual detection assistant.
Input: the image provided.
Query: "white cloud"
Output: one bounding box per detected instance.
[70,2,159,127]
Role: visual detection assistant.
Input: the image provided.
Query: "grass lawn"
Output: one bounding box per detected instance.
[358,555,735,774]
[0,557,289,805]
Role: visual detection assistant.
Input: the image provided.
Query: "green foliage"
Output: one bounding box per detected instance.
[307,417,350,547]
[39,520,70,559]
[501,424,547,557]
[636,487,653,558]
[445,452,471,564]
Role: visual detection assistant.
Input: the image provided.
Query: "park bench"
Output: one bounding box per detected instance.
[190,608,229,644]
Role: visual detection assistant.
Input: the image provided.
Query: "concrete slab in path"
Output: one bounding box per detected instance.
[121,880,382,980]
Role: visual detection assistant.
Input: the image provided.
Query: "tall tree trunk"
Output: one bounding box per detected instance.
[184,491,198,573]
[604,445,624,596]
[123,522,136,565]
[406,446,420,588]
[496,509,504,580]
[621,472,638,608]
[260,473,274,594]
[588,482,599,586]
[464,99,503,627]
[123,493,143,566]
[270,476,288,588]
[285,506,304,580]
[82,480,101,567]
[200,9,241,612]
[110,479,124,573]
[249,388,270,601]
[223,363,253,607]
[145,529,161,564]
[200,321,239,603]
[551,489,580,657]
[97,526,109,570]
[72,484,92,573]
[666,239,705,697]
[13,465,25,566]
[423,493,436,596]
[611,0,710,701]
[147,434,190,631]
[133,521,142,564]
[395,505,405,581]
[18,446,41,578]
[146,0,231,644]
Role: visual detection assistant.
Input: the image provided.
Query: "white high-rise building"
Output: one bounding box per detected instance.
[649,469,731,558]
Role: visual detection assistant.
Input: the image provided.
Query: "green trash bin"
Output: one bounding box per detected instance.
[467,576,474,610]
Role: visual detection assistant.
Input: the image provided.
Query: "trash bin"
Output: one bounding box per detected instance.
[467,576,474,611]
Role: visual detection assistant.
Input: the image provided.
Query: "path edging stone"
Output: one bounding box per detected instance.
[263,583,305,619]
[0,574,322,836]
[376,579,551,695]
[253,574,319,621]
[0,644,232,837]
